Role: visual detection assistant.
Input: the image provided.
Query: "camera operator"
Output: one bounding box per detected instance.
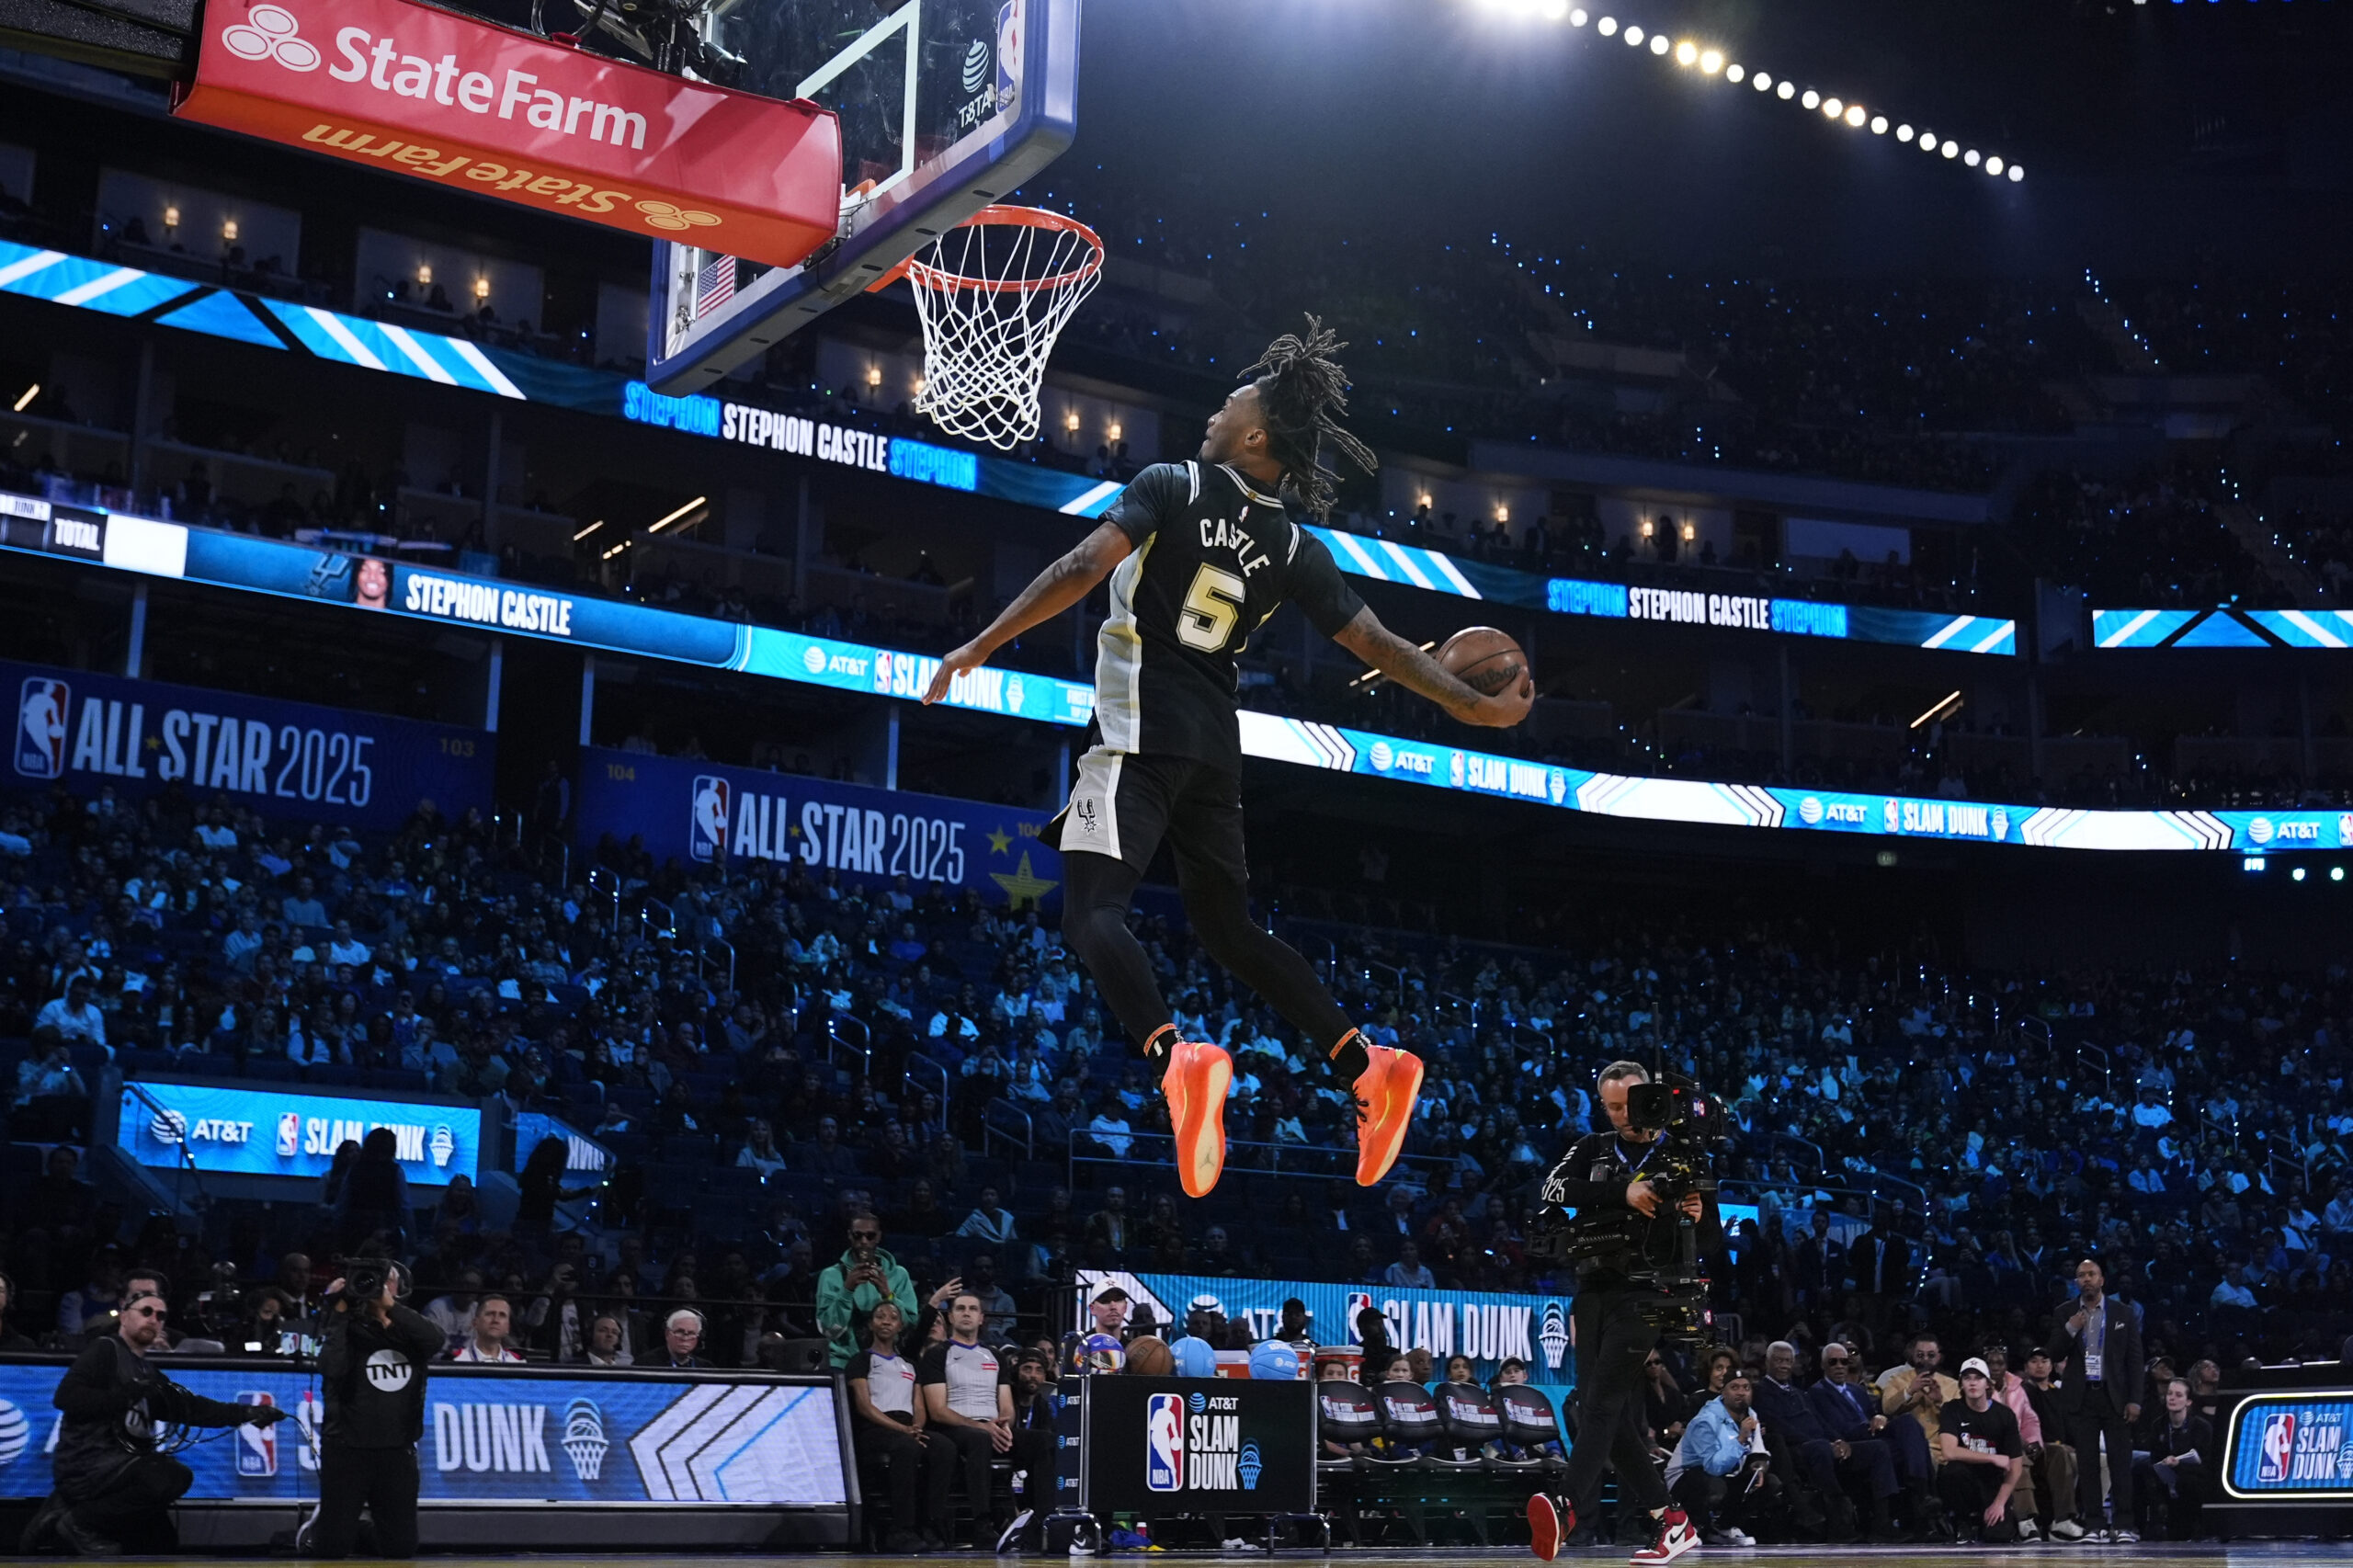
[312,1261,444,1559]
[1527,1062,1725,1566]
[27,1290,289,1555]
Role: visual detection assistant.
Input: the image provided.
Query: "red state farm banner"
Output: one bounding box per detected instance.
[172,0,841,268]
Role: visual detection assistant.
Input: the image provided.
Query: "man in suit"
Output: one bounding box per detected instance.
[2043,1256,2143,1543]
[1847,1222,1911,1299]
[1792,1211,1847,1311]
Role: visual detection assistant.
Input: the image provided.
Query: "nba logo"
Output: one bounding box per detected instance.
[1344,1292,1372,1343]
[235,1392,278,1476]
[994,0,1021,109]
[296,1390,323,1471]
[14,677,69,779]
[1144,1392,1184,1493]
[689,776,732,863]
[2259,1412,2297,1484]
[276,1111,301,1158]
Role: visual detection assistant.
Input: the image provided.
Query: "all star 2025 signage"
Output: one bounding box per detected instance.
[172,0,841,267]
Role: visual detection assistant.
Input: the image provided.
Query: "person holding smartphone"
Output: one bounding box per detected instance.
[816,1212,916,1369]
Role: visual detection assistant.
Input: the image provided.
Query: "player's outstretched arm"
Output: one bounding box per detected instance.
[922,520,1134,704]
[1331,607,1533,727]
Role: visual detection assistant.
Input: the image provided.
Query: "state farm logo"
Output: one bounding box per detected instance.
[222,5,322,70]
[635,200,719,233]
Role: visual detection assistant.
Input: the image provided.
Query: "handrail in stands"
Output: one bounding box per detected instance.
[983,1097,1034,1161]
[903,1051,949,1119]
[826,1013,871,1077]
[119,1074,212,1218]
[587,866,622,930]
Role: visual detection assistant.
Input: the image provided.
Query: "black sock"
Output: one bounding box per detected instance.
[1142,1023,1177,1062]
[1326,1028,1370,1085]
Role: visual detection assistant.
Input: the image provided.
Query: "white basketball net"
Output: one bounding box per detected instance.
[903,209,1103,450]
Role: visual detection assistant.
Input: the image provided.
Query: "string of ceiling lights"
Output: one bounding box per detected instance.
[1474,0,2024,183]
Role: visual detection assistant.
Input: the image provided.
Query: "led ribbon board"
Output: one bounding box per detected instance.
[2096,607,2353,651]
[0,490,2337,853]
[116,1080,483,1186]
[0,235,2010,654]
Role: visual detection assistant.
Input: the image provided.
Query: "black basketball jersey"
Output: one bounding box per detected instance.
[1094,460,1365,771]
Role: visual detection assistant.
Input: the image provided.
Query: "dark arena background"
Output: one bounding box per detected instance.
[5,0,2353,1562]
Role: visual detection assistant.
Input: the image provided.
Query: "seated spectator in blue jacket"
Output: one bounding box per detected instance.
[1668,1369,1772,1545]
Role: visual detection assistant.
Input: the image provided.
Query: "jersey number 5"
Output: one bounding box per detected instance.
[1176,564,1247,653]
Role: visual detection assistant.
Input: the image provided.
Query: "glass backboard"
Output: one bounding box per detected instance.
[643,0,1078,394]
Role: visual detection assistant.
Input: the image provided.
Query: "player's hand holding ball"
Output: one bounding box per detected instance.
[1438,626,1535,727]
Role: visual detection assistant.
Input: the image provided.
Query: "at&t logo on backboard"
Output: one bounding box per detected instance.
[2258,1412,2296,1483]
[1145,1392,1184,1493]
[15,677,69,779]
[689,775,733,862]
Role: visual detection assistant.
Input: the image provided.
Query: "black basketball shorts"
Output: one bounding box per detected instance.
[1043,746,1248,887]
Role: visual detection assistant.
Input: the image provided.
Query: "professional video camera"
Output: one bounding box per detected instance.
[332,1257,411,1312]
[1529,1072,1727,1345]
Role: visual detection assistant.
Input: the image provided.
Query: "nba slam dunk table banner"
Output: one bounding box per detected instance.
[114,1080,484,1188]
[0,1361,847,1506]
[1081,1376,1316,1516]
[574,744,1063,908]
[6,657,494,831]
[1078,1269,1579,1392]
[2224,1391,2353,1500]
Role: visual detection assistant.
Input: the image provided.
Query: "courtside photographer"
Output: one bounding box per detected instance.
[309,1257,444,1559]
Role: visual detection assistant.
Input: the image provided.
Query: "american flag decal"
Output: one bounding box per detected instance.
[694,255,737,318]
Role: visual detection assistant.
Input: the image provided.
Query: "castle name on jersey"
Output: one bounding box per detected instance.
[1200,517,1271,575]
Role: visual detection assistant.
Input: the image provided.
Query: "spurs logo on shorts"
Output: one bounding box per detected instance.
[1074,799,1098,835]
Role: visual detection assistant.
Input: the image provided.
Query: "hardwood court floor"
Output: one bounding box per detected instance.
[83,1547,2353,1566]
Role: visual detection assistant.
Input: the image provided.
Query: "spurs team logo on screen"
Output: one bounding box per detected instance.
[689,775,733,862]
[14,677,70,779]
[1144,1392,1184,1492]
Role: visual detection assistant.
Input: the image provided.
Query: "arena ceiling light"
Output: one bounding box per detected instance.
[1470,1,2024,182]
[9,382,35,413]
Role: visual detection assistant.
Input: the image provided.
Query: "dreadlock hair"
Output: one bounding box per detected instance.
[1240,315,1378,521]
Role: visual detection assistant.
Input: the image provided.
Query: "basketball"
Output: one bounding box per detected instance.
[1437,626,1529,698]
[1124,1335,1174,1376]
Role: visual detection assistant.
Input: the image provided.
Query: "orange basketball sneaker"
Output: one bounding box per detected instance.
[1349,1042,1425,1187]
[1162,1038,1233,1199]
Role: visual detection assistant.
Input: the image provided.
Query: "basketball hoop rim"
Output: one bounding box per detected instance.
[869,205,1106,296]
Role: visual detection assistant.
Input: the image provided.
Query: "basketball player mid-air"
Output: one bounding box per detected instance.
[924,320,1534,1199]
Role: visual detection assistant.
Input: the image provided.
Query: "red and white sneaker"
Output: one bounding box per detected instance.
[1527,1494,1573,1562]
[1629,1507,1699,1565]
